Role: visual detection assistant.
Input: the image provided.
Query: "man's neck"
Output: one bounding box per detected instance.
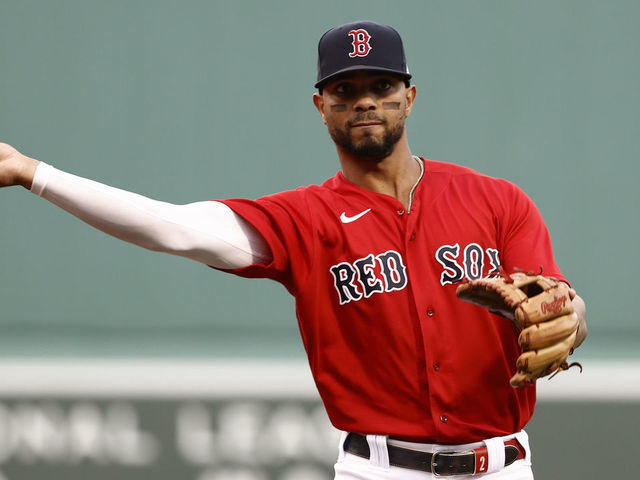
[338,141,420,209]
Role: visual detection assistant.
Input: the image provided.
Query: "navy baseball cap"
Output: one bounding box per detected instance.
[315,21,412,89]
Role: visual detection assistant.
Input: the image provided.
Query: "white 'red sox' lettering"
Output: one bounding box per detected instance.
[435,243,501,285]
[330,250,408,305]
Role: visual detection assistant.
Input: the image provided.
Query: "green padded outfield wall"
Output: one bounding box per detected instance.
[1,1,639,358]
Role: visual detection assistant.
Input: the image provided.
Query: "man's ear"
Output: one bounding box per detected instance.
[404,85,417,118]
[313,93,327,124]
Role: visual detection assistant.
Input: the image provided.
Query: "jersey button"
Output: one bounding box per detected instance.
[426,307,435,317]
[433,362,440,371]
[397,209,405,216]
[409,233,416,241]
[440,414,448,423]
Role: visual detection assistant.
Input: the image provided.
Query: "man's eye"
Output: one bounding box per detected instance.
[376,80,392,91]
[335,83,353,95]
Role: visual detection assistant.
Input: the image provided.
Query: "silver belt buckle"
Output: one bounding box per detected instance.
[430,450,475,477]
[430,451,442,476]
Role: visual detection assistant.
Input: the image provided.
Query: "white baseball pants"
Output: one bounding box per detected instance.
[334,431,533,480]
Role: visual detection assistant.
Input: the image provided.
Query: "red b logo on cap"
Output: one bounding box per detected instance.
[348,29,372,57]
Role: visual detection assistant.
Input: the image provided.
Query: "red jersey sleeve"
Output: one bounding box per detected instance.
[214,189,314,293]
[498,181,567,283]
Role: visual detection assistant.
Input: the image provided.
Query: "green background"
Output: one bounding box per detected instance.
[2,0,638,358]
[1,2,639,479]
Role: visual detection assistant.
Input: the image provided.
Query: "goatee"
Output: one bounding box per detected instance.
[329,120,405,161]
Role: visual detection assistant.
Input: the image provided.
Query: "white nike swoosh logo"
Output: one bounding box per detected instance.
[340,208,372,223]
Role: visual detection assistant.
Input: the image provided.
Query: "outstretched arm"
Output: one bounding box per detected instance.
[0,143,271,269]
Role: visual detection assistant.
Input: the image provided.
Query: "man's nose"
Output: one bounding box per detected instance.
[353,94,377,111]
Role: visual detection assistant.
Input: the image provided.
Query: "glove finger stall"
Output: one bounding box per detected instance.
[518,312,579,350]
[509,355,570,388]
[515,331,577,373]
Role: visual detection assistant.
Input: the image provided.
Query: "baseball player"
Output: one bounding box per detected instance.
[0,21,586,479]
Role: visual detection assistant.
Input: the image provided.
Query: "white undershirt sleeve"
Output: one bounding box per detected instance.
[30,163,271,270]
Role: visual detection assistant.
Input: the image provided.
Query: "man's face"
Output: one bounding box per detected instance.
[313,71,416,161]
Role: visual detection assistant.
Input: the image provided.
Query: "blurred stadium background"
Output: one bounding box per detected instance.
[1,1,638,479]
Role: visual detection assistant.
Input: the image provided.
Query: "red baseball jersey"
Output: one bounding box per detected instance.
[218,158,565,444]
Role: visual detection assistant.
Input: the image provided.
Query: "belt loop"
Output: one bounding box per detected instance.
[366,434,390,469]
[337,431,349,461]
[514,430,532,465]
[482,437,505,474]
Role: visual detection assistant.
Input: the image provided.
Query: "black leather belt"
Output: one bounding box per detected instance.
[343,433,524,476]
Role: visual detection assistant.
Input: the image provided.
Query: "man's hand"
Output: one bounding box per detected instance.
[568,287,587,349]
[0,143,40,190]
[456,271,585,387]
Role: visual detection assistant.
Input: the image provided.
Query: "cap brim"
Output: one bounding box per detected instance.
[315,65,412,89]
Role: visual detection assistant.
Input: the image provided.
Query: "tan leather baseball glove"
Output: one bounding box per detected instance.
[456,269,582,387]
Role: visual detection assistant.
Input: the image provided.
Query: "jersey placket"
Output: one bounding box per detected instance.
[395,195,431,426]
[403,186,452,437]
